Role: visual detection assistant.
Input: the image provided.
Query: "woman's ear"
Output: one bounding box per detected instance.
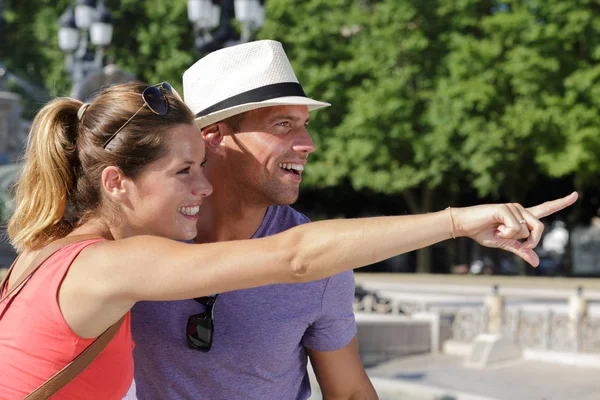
[201,123,227,156]
[101,166,129,201]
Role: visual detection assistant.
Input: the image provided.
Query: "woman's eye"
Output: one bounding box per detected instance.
[201,159,208,168]
[177,167,191,174]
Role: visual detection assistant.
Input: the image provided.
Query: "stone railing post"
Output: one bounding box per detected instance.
[568,286,587,352]
[484,284,504,334]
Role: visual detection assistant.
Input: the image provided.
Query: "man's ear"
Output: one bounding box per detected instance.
[101,166,130,201]
[201,123,228,156]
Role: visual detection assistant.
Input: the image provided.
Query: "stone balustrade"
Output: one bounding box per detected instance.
[353,287,600,354]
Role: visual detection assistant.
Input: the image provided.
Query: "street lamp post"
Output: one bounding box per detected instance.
[0,0,4,36]
[0,0,6,90]
[187,0,265,54]
[233,0,265,43]
[58,0,113,99]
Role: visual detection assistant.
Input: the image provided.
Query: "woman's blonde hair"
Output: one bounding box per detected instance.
[7,82,195,251]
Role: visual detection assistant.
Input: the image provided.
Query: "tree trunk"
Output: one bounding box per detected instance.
[416,244,432,274]
[403,185,434,273]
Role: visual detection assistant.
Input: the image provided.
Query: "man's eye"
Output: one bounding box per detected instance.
[277,121,291,127]
[201,159,208,168]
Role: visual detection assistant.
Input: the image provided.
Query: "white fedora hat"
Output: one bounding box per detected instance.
[183,40,330,128]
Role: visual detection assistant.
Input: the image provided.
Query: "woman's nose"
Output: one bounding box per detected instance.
[195,175,213,197]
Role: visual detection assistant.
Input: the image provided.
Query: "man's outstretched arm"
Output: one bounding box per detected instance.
[308,336,378,400]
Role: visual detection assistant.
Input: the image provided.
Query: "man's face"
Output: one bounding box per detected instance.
[222,105,316,206]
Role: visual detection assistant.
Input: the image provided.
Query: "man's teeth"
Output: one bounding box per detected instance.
[278,163,304,172]
[178,205,199,215]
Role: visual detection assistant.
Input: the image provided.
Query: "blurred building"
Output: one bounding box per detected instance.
[0,77,28,267]
[0,84,29,162]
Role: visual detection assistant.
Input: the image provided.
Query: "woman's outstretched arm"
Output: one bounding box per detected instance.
[95,192,577,299]
[62,192,577,337]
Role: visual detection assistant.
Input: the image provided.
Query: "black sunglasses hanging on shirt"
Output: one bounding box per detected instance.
[186,295,218,352]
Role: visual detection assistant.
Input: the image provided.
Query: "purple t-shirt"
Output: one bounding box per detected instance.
[125,205,356,400]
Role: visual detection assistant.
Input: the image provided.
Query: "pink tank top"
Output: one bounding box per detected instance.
[0,239,134,400]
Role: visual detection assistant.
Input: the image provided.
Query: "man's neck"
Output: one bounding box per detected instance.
[195,188,270,244]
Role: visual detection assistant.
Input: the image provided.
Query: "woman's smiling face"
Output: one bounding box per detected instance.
[121,123,213,241]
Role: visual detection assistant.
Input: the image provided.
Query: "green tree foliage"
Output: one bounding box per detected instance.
[1,0,72,107]
[1,0,195,104]
[5,0,597,197]
[4,0,600,272]
[260,0,600,271]
[262,0,600,198]
[107,0,195,88]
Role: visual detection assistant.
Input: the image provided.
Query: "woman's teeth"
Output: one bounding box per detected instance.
[178,205,199,215]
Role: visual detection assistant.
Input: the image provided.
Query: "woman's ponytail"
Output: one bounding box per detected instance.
[7,98,82,251]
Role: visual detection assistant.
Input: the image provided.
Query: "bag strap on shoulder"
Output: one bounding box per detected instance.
[1,234,102,302]
[24,314,126,399]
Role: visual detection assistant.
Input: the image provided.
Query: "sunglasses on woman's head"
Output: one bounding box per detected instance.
[186,295,218,352]
[102,82,182,149]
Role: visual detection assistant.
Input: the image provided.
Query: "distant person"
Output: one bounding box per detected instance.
[538,220,570,275]
[542,220,569,255]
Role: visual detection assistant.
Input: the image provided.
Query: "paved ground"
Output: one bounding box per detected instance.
[307,365,430,400]
[366,353,600,400]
